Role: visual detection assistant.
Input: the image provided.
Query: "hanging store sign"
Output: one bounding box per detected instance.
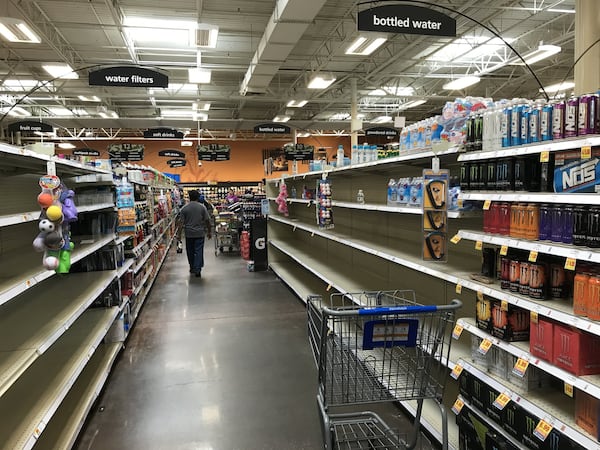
[107,143,144,161]
[254,123,291,134]
[73,148,100,156]
[198,144,231,161]
[158,149,186,158]
[167,159,186,168]
[284,143,314,161]
[144,128,184,139]
[365,127,399,138]
[89,66,168,87]
[358,5,456,37]
[7,120,53,133]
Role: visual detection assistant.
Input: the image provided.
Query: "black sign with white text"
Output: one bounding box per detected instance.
[365,127,399,138]
[7,121,53,133]
[158,149,186,158]
[89,66,168,87]
[73,148,100,156]
[167,159,186,168]
[284,143,314,161]
[144,128,184,139]
[107,143,145,161]
[358,5,456,37]
[198,144,231,161]
[253,123,291,134]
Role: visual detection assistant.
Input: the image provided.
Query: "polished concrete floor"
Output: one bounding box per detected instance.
[74,246,436,450]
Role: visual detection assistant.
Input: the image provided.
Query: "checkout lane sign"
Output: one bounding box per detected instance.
[358,5,456,37]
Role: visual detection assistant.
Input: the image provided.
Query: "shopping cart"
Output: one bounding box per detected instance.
[213,211,241,255]
[307,290,462,450]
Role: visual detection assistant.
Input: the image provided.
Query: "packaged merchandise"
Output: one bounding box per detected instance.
[553,324,600,375]
[491,302,529,341]
[553,147,600,194]
[530,315,554,361]
[575,390,600,440]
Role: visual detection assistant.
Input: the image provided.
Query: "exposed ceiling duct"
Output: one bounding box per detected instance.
[239,0,328,96]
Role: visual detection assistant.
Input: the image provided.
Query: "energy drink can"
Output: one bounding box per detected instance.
[538,204,552,240]
[587,276,600,321]
[486,161,496,190]
[510,104,522,146]
[500,257,511,289]
[550,205,564,243]
[521,105,530,144]
[550,262,566,299]
[525,203,540,240]
[573,272,590,316]
[552,100,565,139]
[573,205,588,246]
[465,115,475,151]
[501,105,511,147]
[474,114,483,151]
[529,104,541,143]
[509,259,521,292]
[578,94,598,135]
[519,262,530,296]
[498,202,511,235]
[561,205,574,244]
[565,96,579,137]
[540,103,553,141]
[528,261,547,299]
[459,163,470,190]
[587,207,600,248]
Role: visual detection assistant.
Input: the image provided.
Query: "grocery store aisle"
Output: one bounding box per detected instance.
[74,245,323,450]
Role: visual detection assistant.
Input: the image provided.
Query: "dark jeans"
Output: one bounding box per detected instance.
[185,236,205,273]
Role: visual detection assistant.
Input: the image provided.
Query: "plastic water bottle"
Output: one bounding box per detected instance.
[336,144,344,167]
[357,189,365,204]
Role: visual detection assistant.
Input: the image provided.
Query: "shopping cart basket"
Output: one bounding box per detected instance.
[307,290,462,450]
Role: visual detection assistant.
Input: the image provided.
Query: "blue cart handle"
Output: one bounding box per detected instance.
[323,299,462,316]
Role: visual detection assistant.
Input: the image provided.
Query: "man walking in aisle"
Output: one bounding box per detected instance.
[179,190,212,277]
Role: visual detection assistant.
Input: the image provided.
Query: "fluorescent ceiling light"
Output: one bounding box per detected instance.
[195,23,219,48]
[47,106,74,116]
[296,132,310,137]
[72,108,89,116]
[193,112,208,121]
[123,16,195,45]
[181,141,194,146]
[514,44,561,65]
[188,68,212,84]
[346,36,387,56]
[192,102,210,111]
[371,116,393,124]
[43,64,78,79]
[1,106,31,117]
[443,76,481,90]
[541,81,575,93]
[273,115,290,123]
[398,99,427,110]
[78,95,101,102]
[166,83,199,93]
[98,110,118,118]
[368,86,414,96]
[287,100,308,108]
[58,143,76,149]
[0,17,41,43]
[161,109,194,118]
[308,74,336,89]
[329,112,366,121]
[427,36,513,63]
[3,79,50,91]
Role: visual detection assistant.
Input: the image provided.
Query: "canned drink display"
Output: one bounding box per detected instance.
[498,202,511,235]
[578,94,598,135]
[486,161,496,190]
[573,205,589,246]
[564,96,579,137]
[561,205,574,244]
[550,205,564,243]
[587,275,600,321]
[525,203,540,240]
[519,262,530,296]
[510,203,522,238]
[587,207,600,248]
[538,204,552,240]
[474,114,483,151]
[520,105,530,144]
[528,262,547,299]
[500,257,511,289]
[460,163,470,190]
[552,100,566,139]
[550,262,567,299]
[509,259,521,292]
[528,103,541,143]
[501,105,512,147]
[510,104,522,146]
[573,272,590,316]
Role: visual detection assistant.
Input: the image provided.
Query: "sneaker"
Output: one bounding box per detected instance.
[195,271,202,278]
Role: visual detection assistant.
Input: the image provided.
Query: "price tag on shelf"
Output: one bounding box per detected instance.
[455,284,462,294]
[540,151,550,163]
[452,323,464,340]
[501,300,509,311]
[477,291,484,301]
[531,311,539,324]
[478,338,493,355]
[475,241,483,251]
[528,250,538,262]
[512,357,529,377]
[311,232,315,237]
[564,382,574,398]
[458,198,464,208]
[500,245,508,256]
[293,226,297,232]
[483,200,492,211]
[493,392,511,410]
[450,234,462,244]
[533,419,553,442]
[565,257,576,271]
[450,363,464,380]
[451,397,465,415]
[582,146,592,159]
[326,284,332,291]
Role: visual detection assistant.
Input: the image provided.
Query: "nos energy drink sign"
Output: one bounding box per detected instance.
[358,5,456,37]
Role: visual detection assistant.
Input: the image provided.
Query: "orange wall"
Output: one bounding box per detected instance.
[61,136,350,183]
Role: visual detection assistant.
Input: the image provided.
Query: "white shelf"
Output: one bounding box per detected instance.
[269,261,329,303]
[133,248,154,273]
[457,135,600,162]
[458,229,600,263]
[116,258,135,278]
[0,210,40,228]
[401,398,458,450]
[135,219,147,227]
[133,268,153,296]
[331,200,476,218]
[0,270,118,398]
[450,348,600,450]
[458,317,600,402]
[0,307,119,450]
[460,191,600,205]
[76,203,115,213]
[0,234,115,307]
[128,234,152,255]
[0,143,112,177]
[32,342,122,450]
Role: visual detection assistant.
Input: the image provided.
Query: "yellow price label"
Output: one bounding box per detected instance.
[458,198,464,208]
[475,241,483,251]
[501,300,509,311]
[455,284,462,294]
[311,232,315,237]
[477,291,484,301]
[565,257,576,271]
[452,323,464,340]
[564,383,574,398]
[326,284,332,291]
[450,364,464,380]
[582,146,592,159]
[483,200,492,211]
[451,397,465,415]
[500,245,508,256]
[493,392,511,410]
[450,234,462,244]
[478,338,493,355]
[531,311,539,324]
[512,357,529,377]
[540,151,550,163]
[533,419,554,441]
[529,250,538,262]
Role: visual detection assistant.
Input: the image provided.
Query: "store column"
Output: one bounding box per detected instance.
[575,0,600,95]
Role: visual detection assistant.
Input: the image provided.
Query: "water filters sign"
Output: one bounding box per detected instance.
[89,66,168,87]
[358,5,456,37]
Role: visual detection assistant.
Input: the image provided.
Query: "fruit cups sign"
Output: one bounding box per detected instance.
[358,4,456,37]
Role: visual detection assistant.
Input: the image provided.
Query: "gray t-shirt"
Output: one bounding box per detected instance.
[180,201,210,238]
